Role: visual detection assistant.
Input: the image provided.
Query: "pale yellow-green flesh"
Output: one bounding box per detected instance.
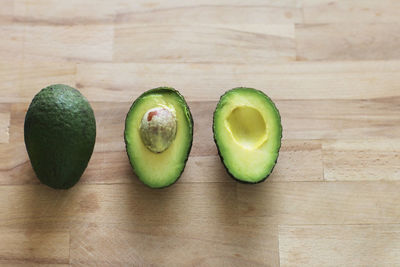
[214,90,281,182]
[125,93,192,188]
[226,106,268,150]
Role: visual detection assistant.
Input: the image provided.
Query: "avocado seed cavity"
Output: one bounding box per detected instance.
[226,106,268,150]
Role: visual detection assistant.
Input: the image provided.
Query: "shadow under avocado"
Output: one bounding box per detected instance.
[18,167,73,264]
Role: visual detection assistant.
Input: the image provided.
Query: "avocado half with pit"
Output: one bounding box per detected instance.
[213,87,282,183]
[24,84,96,189]
[124,87,193,188]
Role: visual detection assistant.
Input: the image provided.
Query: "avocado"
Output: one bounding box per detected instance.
[213,87,282,183]
[24,84,96,189]
[124,87,193,188]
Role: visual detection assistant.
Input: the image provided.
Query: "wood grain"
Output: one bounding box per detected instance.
[0,109,10,144]
[13,0,116,24]
[302,0,400,23]
[0,183,237,229]
[114,0,302,24]
[70,224,278,266]
[270,140,322,182]
[279,224,400,266]
[0,143,35,185]
[113,24,295,64]
[12,0,302,25]
[0,229,69,265]
[323,139,400,181]
[75,61,400,102]
[0,264,69,267]
[1,0,400,265]
[0,0,13,23]
[296,23,400,61]
[280,98,400,139]
[238,181,400,225]
[0,62,75,103]
[0,25,113,62]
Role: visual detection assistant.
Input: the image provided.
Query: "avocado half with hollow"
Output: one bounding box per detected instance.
[24,84,96,189]
[213,87,282,183]
[124,87,193,188]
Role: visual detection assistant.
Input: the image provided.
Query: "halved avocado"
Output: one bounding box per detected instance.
[213,87,282,183]
[124,87,193,188]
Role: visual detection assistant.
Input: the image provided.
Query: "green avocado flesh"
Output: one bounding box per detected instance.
[213,87,282,183]
[24,84,96,189]
[124,87,193,188]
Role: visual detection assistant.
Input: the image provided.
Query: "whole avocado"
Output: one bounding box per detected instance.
[24,84,96,189]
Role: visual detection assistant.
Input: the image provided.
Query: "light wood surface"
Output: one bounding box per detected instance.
[0,0,400,266]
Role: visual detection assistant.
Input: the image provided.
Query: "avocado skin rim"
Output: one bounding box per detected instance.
[212,87,283,184]
[124,87,194,189]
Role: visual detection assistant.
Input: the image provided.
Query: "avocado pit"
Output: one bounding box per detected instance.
[140,106,177,153]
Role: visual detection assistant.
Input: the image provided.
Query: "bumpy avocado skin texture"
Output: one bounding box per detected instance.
[124,87,193,189]
[213,87,282,184]
[24,84,96,189]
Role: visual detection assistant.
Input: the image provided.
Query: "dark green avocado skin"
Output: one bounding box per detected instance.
[24,84,96,189]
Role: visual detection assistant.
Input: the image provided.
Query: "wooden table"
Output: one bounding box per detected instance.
[1,1,400,266]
